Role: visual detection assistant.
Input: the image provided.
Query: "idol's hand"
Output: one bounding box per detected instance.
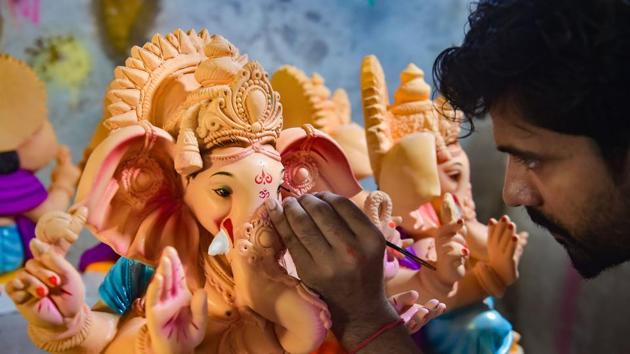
[389,291,446,334]
[6,239,85,329]
[145,247,208,354]
[50,145,80,192]
[487,216,527,286]
[35,207,87,256]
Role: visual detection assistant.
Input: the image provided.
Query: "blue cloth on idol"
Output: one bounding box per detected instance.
[99,257,155,314]
[418,297,513,354]
[0,224,25,273]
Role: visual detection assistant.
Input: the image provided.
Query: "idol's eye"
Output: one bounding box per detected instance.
[213,186,233,198]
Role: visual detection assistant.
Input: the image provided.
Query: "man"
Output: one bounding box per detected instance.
[267,0,630,352]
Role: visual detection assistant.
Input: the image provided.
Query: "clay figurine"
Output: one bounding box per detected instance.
[0,54,80,282]
[7,30,331,354]
[360,55,527,354]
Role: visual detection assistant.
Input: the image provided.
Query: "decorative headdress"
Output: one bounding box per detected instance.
[361,56,440,179]
[272,65,373,179]
[388,63,439,141]
[0,54,48,152]
[271,65,350,131]
[93,29,283,175]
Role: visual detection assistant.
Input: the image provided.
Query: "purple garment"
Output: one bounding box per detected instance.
[0,169,48,261]
[78,242,120,272]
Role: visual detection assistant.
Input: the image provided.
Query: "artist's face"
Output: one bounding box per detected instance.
[491,104,630,278]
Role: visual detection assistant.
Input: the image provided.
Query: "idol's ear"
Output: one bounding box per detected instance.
[75,122,199,266]
[278,125,362,198]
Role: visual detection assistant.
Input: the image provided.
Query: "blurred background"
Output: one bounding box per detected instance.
[1,0,629,353]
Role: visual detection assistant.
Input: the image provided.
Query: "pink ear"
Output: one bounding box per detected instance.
[278,126,362,198]
[76,123,199,266]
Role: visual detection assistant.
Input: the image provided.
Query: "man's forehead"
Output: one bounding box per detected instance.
[490,107,538,141]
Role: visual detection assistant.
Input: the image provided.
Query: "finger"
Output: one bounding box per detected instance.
[501,222,517,253]
[518,231,529,248]
[437,219,465,240]
[267,198,314,267]
[16,272,48,299]
[443,241,468,258]
[159,254,173,301]
[487,218,498,244]
[441,193,455,223]
[146,274,164,307]
[391,290,419,312]
[424,298,441,311]
[68,206,88,235]
[6,278,31,304]
[316,192,381,243]
[493,216,509,247]
[165,247,183,296]
[420,300,445,324]
[29,238,51,259]
[39,250,77,279]
[24,259,61,288]
[298,194,356,248]
[190,288,208,333]
[400,303,423,324]
[283,197,332,255]
[57,145,70,164]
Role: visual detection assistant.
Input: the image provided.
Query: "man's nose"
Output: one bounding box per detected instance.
[502,158,542,207]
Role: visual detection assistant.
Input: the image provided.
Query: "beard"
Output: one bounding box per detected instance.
[526,202,630,279]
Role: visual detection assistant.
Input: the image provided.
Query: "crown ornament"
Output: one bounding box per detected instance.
[99,29,283,175]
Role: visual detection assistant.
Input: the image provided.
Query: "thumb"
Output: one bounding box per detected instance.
[68,206,88,234]
[190,288,208,333]
[56,145,70,164]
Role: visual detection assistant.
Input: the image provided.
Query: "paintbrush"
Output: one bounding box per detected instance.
[385,240,437,271]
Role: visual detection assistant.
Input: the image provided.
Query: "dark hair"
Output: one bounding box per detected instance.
[0,151,19,175]
[433,0,630,161]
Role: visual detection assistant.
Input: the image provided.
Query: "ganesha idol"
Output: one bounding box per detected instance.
[6,30,332,354]
[271,65,373,181]
[0,55,80,283]
[360,55,528,354]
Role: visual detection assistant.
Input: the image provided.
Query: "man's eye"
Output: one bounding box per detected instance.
[213,187,232,198]
[512,155,540,170]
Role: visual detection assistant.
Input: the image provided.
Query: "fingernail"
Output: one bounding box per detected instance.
[283,196,295,205]
[501,215,508,222]
[462,248,469,256]
[512,235,518,241]
[36,286,46,298]
[265,198,277,211]
[508,223,514,230]
[457,219,464,225]
[49,276,59,286]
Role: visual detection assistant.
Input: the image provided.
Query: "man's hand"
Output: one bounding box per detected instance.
[267,192,420,353]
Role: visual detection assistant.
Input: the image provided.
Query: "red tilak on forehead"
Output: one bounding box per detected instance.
[255,168,273,185]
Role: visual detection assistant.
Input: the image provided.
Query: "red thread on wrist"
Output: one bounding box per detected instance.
[347,318,405,354]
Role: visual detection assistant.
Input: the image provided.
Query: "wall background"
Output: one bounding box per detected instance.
[2,1,630,353]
